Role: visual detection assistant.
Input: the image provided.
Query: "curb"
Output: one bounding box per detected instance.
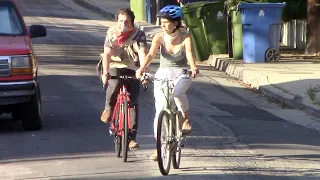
[205,55,320,117]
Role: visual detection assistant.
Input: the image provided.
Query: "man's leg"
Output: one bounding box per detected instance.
[122,68,141,148]
[101,68,120,123]
[128,79,140,138]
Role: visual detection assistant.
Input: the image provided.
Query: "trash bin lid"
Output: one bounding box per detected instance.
[182,1,223,13]
[238,2,286,9]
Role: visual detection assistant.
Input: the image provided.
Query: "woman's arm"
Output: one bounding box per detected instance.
[184,34,198,77]
[139,34,162,71]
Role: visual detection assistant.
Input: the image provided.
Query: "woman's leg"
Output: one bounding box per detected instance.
[153,78,166,138]
[150,69,167,160]
[172,76,192,133]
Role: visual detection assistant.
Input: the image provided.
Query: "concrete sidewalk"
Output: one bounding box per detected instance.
[74,0,320,117]
[205,55,320,116]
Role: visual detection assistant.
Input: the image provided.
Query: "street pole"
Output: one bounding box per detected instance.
[156,0,161,25]
[227,13,233,58]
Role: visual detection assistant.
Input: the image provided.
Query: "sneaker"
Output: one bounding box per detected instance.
[100,110,111,123]
[129,139,140,149]
[149,149,158,161]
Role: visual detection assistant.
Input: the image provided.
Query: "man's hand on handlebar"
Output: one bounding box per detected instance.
[140,72,149,91]
[101,73,110,90]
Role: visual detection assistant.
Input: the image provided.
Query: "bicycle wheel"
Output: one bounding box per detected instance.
[114,135,121,158]
[157,110,171,175]
[172,111,182,169]
[121,98,129,162]
[114,106,121,158]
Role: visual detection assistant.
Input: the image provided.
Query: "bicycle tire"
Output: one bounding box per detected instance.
[157,110,171,175]
[172,111,182,169]
[121,98,129,162]
[114,135,121,158]
[114,106,121,157]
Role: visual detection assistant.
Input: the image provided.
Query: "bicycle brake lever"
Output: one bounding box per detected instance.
[143,84,148,91]
[103,82,108,90]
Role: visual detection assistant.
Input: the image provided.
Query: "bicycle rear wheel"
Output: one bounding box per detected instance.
[156,110,171,175]
[172,112,182,169]
[121,99,129,162]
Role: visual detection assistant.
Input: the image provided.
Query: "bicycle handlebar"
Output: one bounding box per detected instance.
[102,74,145,91]
[140,69,199,91]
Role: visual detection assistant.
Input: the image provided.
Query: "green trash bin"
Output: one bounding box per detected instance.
[130,0,146,21]
[230,7,243,60]
[183,1,228,61]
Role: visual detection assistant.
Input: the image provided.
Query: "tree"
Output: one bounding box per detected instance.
[305,0,320,54]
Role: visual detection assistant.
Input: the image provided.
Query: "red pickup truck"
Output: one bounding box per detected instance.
[0,0,47,130]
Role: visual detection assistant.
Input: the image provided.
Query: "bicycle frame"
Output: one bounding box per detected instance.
[161,80,175,142]
[110,79,132,136]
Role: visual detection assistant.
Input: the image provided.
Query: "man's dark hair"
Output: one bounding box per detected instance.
[115,8,135,26]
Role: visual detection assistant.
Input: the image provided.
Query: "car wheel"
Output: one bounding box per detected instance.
[22,85,43,130]
[12,110,22,120]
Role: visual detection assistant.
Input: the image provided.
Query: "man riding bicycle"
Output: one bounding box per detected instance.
[97,8,147,149]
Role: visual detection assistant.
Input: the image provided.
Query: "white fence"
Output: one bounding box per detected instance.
[281,19,307,50]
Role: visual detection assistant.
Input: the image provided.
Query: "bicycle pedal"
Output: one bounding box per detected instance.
[109,126,115,134]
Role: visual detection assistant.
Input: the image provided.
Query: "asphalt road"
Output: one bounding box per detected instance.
[0,0,319,179]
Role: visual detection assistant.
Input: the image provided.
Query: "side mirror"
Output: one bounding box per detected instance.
[29,25,47,38]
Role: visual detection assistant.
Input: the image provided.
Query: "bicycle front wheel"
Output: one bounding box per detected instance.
[156,110,171,175]
[114,135,121,158]
[172,112,182,169]
[121,99,129,162]
[113,106,121,158]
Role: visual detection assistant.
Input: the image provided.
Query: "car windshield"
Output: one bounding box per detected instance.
[0,2,24,36]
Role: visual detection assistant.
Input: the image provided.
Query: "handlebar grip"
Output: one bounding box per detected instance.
[103,82,108,90]
[142,83,148,91]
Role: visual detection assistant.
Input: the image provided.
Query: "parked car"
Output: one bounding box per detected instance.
[0,0,47,130]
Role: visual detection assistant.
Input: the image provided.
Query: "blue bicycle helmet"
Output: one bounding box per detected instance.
[157,5,183,19]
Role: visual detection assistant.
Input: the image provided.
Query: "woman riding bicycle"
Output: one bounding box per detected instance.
[136,5,199,160]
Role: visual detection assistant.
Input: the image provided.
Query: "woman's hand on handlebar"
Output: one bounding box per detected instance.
[140,73,149,91]
[135,67,144,79]
[190,66,199,78]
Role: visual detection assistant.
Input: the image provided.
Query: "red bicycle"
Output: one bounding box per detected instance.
[105,75,143,162]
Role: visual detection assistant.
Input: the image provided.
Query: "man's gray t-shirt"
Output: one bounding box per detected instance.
[104,26,147,70]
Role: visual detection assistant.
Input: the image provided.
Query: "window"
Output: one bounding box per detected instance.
[0,3,24,35]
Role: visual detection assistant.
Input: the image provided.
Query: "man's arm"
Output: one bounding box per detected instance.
[135,31,148,69]
[137,46,147,67]
[102,29,114,83]
[103,47,113,74]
